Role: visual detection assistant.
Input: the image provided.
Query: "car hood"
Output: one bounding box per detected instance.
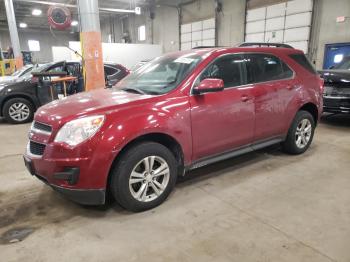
[318,69,350,84]
[35,88,154,125]
[0,76,17,84]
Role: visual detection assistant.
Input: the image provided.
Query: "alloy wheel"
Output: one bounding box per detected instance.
[129,156,170,202]
[295,118,312,149]
[8,103,30,122]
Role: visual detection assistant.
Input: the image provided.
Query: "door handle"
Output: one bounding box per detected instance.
[286,84,297,90]
[241,95,249,102]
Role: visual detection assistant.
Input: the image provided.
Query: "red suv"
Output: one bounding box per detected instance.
[24,45,323,212]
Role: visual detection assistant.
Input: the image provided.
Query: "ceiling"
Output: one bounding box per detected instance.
[0,0,158,31]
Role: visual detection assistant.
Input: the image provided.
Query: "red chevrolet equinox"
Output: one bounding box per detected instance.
[24,45,323,212]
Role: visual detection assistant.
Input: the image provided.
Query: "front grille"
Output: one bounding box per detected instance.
[323,86,350,97]
[29,141,46,156]
[33,121,52,133]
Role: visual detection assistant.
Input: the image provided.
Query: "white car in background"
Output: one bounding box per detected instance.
[0,64,35,83]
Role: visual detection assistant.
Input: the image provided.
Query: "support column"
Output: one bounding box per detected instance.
[4,0,23,69]
[78,0,105,91]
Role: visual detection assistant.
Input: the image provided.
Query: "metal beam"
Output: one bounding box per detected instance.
[13,0,139,14]
[4,0,22,67]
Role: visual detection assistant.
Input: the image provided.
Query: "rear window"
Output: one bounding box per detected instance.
[289,54,317,74]
[245,53,294,84]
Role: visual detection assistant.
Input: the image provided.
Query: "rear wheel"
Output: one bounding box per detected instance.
[110,142,177,212]
[3,98,34,124]
[282,110,315,154]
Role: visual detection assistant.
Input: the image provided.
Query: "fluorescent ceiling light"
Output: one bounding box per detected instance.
[19,23,27,28]
[71,20,78,26]
[32,9,42,16]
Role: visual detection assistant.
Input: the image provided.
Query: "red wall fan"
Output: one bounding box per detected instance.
[47,6,72,30]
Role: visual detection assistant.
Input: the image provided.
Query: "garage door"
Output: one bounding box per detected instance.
[245,0,313,53]
[181,18,216,50]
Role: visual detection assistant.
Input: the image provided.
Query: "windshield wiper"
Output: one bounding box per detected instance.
[121,87,146,95]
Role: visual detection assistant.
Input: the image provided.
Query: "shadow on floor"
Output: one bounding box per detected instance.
[321,113,350,128]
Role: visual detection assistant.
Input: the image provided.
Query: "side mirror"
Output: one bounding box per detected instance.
[328,65,335,69]
[193,78,224,95]
[105,75,113,88]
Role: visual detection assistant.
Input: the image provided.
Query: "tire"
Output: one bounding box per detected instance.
[282,110,315,155]
[3,98,34,124]
[110,142,178,212]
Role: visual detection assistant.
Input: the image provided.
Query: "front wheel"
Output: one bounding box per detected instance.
[282,110,315,154]
[3,98,34,124]
[110,142,177,212]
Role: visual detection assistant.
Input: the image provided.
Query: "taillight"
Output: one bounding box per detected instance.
[319,77,324,94]
[31,76,38,83]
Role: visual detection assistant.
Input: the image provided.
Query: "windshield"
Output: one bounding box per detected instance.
[11,65,33,77]
[115,53,203,95]
[19,63,53,80]
[333,56,350,70]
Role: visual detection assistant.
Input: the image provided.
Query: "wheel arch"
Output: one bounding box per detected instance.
[106,132,185,190]
[299,102,319,124]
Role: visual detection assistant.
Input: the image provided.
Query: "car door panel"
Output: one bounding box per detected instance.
[190,54,255,161]
[190,87,254,160]
[244,53,296,141]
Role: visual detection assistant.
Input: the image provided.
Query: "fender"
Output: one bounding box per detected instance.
[284,83,320,133]
[88,96,193,187]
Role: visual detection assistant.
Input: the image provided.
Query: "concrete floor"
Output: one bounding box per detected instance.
[0,114,349,262]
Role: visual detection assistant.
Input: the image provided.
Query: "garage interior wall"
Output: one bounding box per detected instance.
[0,29,79,63]
[0,0,349,69]
[180,18,216,50]
[310,0,350,69]
[152,5,180,53]
[99,0,245,53]
[245,0,313,54]
[245,0,350,67]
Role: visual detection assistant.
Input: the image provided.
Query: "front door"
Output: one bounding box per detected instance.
[190,54,255,161]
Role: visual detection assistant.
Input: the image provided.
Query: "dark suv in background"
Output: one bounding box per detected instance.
[319,56,350,114]
[24,44,323,212]
[0,61,129,124]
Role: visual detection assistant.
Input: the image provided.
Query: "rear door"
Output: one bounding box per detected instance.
[190,54,255,160]
[243,53,296,141]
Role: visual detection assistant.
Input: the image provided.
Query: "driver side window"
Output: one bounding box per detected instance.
[196,54,244,88]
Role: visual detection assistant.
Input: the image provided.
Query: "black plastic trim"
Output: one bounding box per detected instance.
[53,167,80,185]
[51,185,106,205]
[187,136,284,171]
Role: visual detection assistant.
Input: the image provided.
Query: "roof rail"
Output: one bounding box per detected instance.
[192,46,221,49]
[239,42,294,49]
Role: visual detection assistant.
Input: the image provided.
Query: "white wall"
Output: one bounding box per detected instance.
[153,5,180,53]
[0,29,79,63]
[52,41,163,69]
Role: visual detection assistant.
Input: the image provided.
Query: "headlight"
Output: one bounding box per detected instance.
[54,115,105,146]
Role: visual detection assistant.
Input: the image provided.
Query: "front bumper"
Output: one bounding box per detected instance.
[323,95,350,114]
[23,154,106,205]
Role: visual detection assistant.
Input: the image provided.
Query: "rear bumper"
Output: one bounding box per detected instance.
[323,96,350,114]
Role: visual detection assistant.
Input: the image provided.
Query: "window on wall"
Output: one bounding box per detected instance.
[28,40,40,51]
[138,25,146,41]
